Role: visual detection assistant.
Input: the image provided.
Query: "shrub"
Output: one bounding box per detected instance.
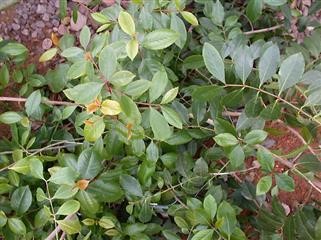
[0,0,321,239]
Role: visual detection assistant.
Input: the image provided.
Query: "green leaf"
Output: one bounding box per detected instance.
[216,201,237,236]
[91,12,109,24]
[0,211,7,227]
[53,185,79,199]
[29,158,44,179]
[149,70,168,102]
[1,42,28,56]
[10,186,32,214]
[181,11,199,26]
[228,144,245,169]
[203,42,225,83]
[161,87,179,104]
[0,63,9,87]
[118,11,136,36]
[124,79,151,98]
[149,108,172,141]
[139,201,153,223]
[234,46,253,83]
[244,130,267,145]
[46,64,69,93]
[63,82,103,105]
[278,53,305,92]
[298,154,321,173]
[212,0,225,25]
[9,158,30,174]
[275,173,295,192]
[99,46,117,79]
[25,90,41,117]
[119,95,142,125]
[84,116,105,142]
[120,174,143,199]
[80,25,91,49]
[126,39,139,61]
[61,47,84,58]
[246,0,264,22]
[315,216,321,238]
[57,200,80,215]
[191,229,214,240]
[77,148,102,179]
[143,29,178,50]
[99,216,115,229]
[48,167,78,185]
[110,70,135,87]
[67,60,88,79]
[76,190,100,215]
[259,45,280,85]
[0,111,22,124]
[264,0,287,6]
[7,218,26,235]
[34,207,51,228]
[256,176,272,195]
[203,195,217,221]
[170,14,187,49]
[214,133,238,147]
[39,48,58,62]
[257,148,275,173]
[161,106,183,129]
[174,216,189,230]
[57,215,81,235]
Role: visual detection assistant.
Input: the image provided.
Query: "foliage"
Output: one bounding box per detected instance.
[1,0,321,239]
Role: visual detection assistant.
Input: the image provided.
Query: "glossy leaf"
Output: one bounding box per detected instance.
[203,42,225,83]
[259,45,280,85]
[143,29,178,50]
[149,108,172,141]
[256,176,272,195]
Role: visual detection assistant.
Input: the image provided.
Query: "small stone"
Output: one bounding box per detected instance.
[58,24,67,35]
[22,14,28,20]
[31,31,38,38]
[22,29,29,36]
[262,138,276,148]
[36,4,46,14]
[42,38,52,50]
[36,21,45,28]
[52,19,60,27]
[42,13,50,22]
[12,23,20,31]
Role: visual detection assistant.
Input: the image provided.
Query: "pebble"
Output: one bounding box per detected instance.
[22,29,29,36]
[42,38,53,50]
[36,5,46,14]
[42,13,50,22]
[12,24,20,31]
[32,31,38,38]
[58,24,67,35]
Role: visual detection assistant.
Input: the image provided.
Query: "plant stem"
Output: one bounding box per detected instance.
[244,24,283,35]
[0,96,77,106]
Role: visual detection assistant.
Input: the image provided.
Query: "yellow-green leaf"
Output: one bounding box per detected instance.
[57,215,81,235]
[118,11,135,36]
[101,100,122,115]
[181,11,199,26]
[39,48,58,62]
[126,39,138,61]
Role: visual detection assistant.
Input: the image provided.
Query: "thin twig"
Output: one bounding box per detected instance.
[0,96,77,106]
[244,24,283,35]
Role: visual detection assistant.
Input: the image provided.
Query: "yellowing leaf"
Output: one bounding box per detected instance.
[76,179,90,190]
[101,100,122,115]
[181,11,199,26]
[118,11,135,36]
[51,33,60,46]
[39,48,58,62]
[86,99,101,113]
[126,39,138,61]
